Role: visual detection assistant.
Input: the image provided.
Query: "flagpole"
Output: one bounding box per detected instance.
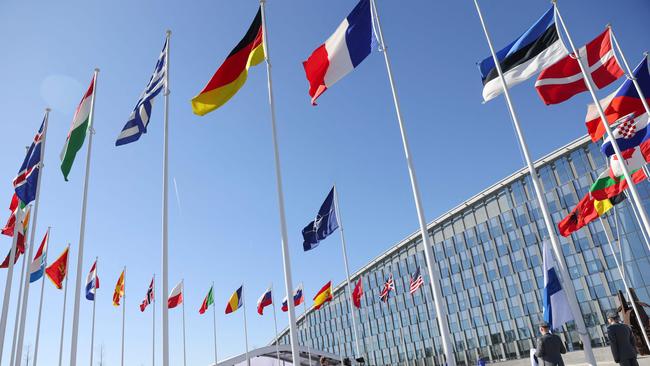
[302,301,313,364]
[153,273,156,366]
[242,286,250,366]
[15,108,50,366]
[181,280,186,366]
[121,266,126,366]
[10,233,28,366]
[89,257,98,366]
[258,2,300,366]
[270,287,281,364]
[472,1,597,364]
[554,1,650,261]
[599,217,650,350]
[332,184,361,359]
[161,29,172,366]
[0,197,24,364]
[368,0,456,364]
[58,244,70,366]
[32,227,49,366]
[211,282,218,366]
[69,68,99,366]
[623,190,650,249]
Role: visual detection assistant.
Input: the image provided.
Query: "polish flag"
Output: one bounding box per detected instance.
[168,281,183,309]
[535,28,624,105]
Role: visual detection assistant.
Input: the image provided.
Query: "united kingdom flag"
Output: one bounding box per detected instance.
[13,118,47,205]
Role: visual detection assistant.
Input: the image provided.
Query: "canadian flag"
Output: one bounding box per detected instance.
[535,28,624,105]
[168,280,183,309]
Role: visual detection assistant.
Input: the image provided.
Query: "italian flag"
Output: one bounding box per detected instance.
[61,76,95,181]
[199,286,214,315]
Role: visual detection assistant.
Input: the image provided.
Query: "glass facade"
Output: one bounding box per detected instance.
[276,136,650,365]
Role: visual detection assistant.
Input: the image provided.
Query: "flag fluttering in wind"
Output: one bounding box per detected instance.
[302,0,373,105]
[478,6,567,102]
[116,38,168,146]
[352,277,363,309]
[594,193,626,217]
[256,286,273,315]
[1,207,31,268]
[13,117,46,205]
[140,277,155,312]
[600,114,650,157]
[199,286,214,315]
[313,281,333,310]
[191,8,265,116]
[225,286,244,314]
[302,187,339,251]
[379,275,394,303]
[590,168,647,201]
[609,146,647,178]
[586,55,650,141]
[85,260,100,301]
[1,194,22,237]
[168,281,183,309]
[45,246,69,290]
[113,270,125,306]
[409,267,424,295]
[542,241,573,329]
[281,285,304,312]
[29,230,48,282]
[535,28,624,105]
[61,76,95,181]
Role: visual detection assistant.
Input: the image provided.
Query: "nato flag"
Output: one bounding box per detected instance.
[302,187,339,251]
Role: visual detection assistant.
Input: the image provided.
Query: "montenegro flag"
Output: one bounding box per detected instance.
[45,246,69,290]
[225,285,244,314]
[313,281,333,310]
[191,7,265,116]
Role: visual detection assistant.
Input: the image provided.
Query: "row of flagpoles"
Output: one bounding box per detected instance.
[3,0,650,365]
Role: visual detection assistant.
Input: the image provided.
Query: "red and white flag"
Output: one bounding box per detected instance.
[168,280,183,309]
[535,28,623,105]
[140,277,155,312]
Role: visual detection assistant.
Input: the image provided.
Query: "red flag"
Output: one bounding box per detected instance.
[535,28,623,105]
[168,281,183,309]
[352,277,363,309]
[558,194,599,237]
[45,247,69,290]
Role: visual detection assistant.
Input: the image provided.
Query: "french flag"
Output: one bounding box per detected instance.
[303,0,373,105]
[257,286,273,315]
[281,285,304,312]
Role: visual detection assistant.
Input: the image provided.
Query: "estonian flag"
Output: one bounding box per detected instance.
[478,6,567,102]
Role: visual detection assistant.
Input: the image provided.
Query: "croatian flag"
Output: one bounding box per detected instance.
[257,286,273,315]
[542,241,573,329]
[85,260,100,301]
[29,230,48,283]
[302,0,373,104]
[281,285,304,312]
[600,113,650,157]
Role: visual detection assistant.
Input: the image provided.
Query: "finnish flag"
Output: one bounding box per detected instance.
[542,241,573,329]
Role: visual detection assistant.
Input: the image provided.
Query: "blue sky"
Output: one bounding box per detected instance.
[0,0,649,365]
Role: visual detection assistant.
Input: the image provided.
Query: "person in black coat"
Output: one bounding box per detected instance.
[535,322,567,366]
[607,311,640,366]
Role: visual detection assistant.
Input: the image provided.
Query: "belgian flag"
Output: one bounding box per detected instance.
[191,8,265,116]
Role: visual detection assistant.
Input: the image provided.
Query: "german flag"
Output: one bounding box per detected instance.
[191,8,265,116]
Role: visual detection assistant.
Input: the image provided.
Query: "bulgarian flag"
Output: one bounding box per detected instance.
[589,168,647,201]
[199,286,214,315]
[61,75,96,181]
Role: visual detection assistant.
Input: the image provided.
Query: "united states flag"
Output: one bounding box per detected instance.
[140,277,155,312]
[409,267,424,295]
[116,37,168,146]
[379,275,394,303]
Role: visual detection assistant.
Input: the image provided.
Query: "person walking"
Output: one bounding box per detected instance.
[607,311,640,366]
[535,322,566,366]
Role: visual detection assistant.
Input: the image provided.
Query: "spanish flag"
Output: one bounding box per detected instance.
[225,285,243,314]
[113,270,125,307]
[313,281,333,310]
[45,246,69,290]
[191,8,265,116]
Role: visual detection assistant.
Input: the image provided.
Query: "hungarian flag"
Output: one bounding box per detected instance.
[225,285,243,314]
[45,246,69,290]
[535,28,624,105]
[586,56,650,141]
[352,277,363,309]
[558,194,599,237]
[199,286,214,315]
[168,281,183,309]
[191,8,265,116]
[590,168,647,201]
[113,270,125,306]
[13,117,46,205]
[61,75,95,181]
[313,281,333,310]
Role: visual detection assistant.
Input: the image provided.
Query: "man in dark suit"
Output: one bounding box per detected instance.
[535,322,566,366]
[607,311,639,366]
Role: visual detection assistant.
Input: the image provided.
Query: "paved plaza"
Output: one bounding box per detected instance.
[493,347,650,365]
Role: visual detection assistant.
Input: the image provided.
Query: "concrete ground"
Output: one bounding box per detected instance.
[492,347,650,365]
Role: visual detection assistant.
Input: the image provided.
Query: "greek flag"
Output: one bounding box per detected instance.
[116,38,168,146]
[542,241,573,330]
